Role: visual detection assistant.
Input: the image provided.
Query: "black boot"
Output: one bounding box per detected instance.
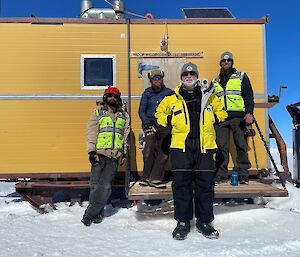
[196,222,219,239]
[238,174,249,185]
[172,222,190,240]
[92,212,104,224]
[148,180,167,189]
[215,174,229,185]
[139,179,150,187]
[81,215,92,227]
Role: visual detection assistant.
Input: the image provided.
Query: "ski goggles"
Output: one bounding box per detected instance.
[151,75,163,80]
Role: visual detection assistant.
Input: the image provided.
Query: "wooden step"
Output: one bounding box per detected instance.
[127,180,288,200]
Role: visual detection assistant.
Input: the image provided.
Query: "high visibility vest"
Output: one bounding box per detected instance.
[213,71,245,112]
[95,109,126,150]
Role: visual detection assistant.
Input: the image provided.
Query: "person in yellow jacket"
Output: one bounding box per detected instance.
[81,87,130,226]
[155,62,227,240]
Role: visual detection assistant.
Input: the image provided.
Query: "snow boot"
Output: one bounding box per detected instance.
[214,174,228,185]
[196,222,219,239]
[139,179,150,187]
[92,212,104,224]
[172,222,190,240]
[149,180,167,189]
[81,215,92,227]
[238,175,249,185]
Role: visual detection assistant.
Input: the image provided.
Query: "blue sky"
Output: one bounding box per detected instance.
[1,0,299,147]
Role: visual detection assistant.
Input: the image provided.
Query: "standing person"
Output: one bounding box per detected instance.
[155,63,227,240]
[138,69,172,189]
[213,52,254,184]
[81,86,130,226]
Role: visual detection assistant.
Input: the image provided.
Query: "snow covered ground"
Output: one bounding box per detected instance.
[0,150,300,257]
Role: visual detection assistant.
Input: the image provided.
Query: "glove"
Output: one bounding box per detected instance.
[144,124,156,136]
[138,131,145,148]
[88,151,99,166]
[244,127,256,137]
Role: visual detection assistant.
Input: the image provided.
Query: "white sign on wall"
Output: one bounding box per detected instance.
[138,58,186,90]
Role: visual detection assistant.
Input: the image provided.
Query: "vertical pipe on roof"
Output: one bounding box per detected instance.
[80,0,93,14]
[80,0,117,19]
[113,0,125,19]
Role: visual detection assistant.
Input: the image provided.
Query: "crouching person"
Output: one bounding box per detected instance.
[155,63,227,240]
[81,87,130,226]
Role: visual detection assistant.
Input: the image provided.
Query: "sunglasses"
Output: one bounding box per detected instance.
[106,93,118,98]
[221,59,233,63]
[182,71,197,77]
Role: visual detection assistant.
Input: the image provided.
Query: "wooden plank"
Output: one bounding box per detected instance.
[128,181,288,200]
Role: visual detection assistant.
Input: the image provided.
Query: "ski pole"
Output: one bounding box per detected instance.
[253,116,286,190]
[250,128,259,172]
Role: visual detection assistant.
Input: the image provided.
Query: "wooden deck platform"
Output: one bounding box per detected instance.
[127,180,288,200]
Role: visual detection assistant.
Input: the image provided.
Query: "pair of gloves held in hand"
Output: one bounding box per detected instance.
[88,151,125,166]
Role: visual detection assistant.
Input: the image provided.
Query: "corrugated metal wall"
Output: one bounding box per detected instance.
[130,23,268,173]
[0,21,268,176]
[0,23,129,174]
[0,23,128,94]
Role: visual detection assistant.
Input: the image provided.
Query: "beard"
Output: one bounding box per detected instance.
[182,78,198,90]
[152,84,162,92]
[107,98,119,107]
[221,66,232,76]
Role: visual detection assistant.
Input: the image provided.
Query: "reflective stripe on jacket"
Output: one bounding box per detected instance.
[96,109,126,150]
[213,71,245,112]
[155,83,228,153]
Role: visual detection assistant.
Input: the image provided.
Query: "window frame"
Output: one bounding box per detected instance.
[80,54,117,90]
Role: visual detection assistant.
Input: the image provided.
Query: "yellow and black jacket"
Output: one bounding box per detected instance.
[155,83,227,153]
[212,68,254,118]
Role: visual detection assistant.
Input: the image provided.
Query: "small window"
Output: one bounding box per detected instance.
[81,54,116,89]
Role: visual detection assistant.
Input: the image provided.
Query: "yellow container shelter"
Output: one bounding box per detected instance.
[0,17,270,179]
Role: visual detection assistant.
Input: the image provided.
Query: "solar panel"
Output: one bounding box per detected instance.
[182,8,235,19]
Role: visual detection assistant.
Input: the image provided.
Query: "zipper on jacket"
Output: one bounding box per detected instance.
[182,102,188,125]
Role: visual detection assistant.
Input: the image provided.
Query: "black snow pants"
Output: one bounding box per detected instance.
[170,138,215,223]
[215,117,251,179]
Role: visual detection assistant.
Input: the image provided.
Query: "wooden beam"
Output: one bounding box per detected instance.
[128,181,288,200]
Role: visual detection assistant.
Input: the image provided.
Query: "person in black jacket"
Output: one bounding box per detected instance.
[138,69,172,188]
[212,52,254,184]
